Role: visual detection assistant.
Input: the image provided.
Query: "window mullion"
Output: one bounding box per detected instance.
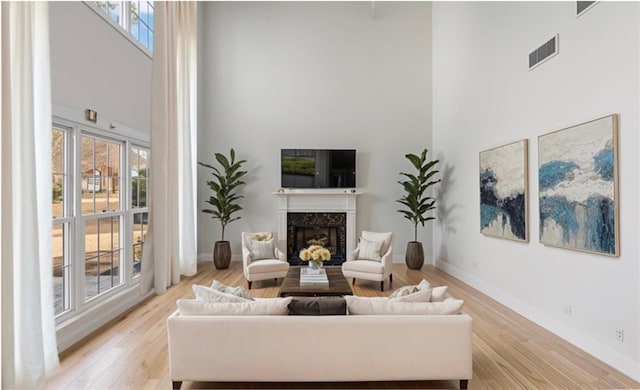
[122,1,130,34]
[123,140,132,285]
[74,126,86,312]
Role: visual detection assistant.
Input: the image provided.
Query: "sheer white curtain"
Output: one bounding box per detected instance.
[141,1,198,294]
[1,2,60,388]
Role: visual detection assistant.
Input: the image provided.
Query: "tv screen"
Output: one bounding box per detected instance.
[281,149,356,188]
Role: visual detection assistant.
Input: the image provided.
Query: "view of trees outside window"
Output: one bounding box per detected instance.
[53,127,71,315]
[130,1,154,51]
[52,128,65,217]
[81,136,121,214]
[51,122,150,317]
[95,1,154,52]
[81,135,124,300]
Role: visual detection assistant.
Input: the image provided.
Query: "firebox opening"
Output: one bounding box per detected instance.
[287,212,346,265]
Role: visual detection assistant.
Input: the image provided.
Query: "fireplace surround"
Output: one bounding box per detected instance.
[274,189,361,265]
[287,212,346,265]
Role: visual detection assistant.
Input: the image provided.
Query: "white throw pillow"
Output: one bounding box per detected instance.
[430,286,448,302]
[177,297,293,316]
[193,284,250,303]
[417,279,431,291]
[211,280,254,300]
[388,285,419,298]
[361,231,392,255]
[251,238,275,260]
[358,238,383,261]
[389,288,432,302]
[345,296,464,315]
[389,279,431,299]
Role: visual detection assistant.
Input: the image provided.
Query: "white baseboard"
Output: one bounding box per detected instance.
[436,259,640,382]
[56,286,153,353]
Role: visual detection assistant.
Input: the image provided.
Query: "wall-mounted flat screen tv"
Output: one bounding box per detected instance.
[281,149,356,188]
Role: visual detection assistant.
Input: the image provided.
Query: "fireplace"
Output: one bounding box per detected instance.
[287,213,346,265]
[274,189,361,266]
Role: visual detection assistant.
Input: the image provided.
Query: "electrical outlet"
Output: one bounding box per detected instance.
[615,328,624,342]
[562,303,572,315]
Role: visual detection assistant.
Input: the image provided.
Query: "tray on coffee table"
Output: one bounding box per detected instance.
[278,266,353,297]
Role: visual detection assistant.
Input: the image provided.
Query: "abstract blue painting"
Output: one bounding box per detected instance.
[479,140,528,242]
[538,115,619,256]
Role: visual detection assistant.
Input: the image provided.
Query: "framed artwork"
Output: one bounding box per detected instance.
[538,114,619,256]
[479,139,529,242]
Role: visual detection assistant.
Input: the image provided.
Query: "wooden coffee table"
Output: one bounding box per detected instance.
[278,266,353,297]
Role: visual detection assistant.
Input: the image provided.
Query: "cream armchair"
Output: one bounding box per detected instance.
[341,231,394,291]
[241,232,290,289]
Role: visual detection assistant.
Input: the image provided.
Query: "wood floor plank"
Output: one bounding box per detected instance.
[48,261,640,389]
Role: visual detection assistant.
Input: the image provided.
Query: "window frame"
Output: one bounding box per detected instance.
[52,125,75,317]
[79,132,126,302]
[52,115,150,325]
[85,1,153,58]
[129,144,150,279]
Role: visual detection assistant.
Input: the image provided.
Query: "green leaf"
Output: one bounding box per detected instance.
[396,148,440,241]
[198,149,248,240]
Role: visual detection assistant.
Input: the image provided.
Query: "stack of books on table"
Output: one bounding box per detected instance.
[300,267,329,286]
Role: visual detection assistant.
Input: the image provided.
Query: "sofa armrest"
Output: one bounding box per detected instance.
[347,248,359,261]
[275,247,286,262]
[242,250,252,269]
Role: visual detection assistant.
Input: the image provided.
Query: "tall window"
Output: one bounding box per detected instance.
[94,1,154,53]
[51,121,149,319]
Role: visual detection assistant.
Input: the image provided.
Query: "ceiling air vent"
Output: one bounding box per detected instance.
[577,1,597,16]
[529,34,558,70]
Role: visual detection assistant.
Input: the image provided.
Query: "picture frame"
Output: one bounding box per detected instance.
[538,114,619,256]
[479,139,529,242]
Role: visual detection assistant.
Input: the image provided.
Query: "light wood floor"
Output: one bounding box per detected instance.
[47,262,640,390]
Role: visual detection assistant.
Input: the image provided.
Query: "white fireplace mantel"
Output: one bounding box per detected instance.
[274,189,362,256]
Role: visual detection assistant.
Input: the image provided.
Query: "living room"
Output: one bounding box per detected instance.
[2,1,639,389]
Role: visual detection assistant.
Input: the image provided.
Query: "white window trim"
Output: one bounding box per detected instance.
[79,132,127,303]
[53,104,149,144]
[53,124,75,318]
[129,144,150,280]
[83,1,152,59]
[52,106,152,352]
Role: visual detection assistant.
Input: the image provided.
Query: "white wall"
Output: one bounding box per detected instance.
[432,1,639,380]
[50,2,152,131]
[198,2,433,260]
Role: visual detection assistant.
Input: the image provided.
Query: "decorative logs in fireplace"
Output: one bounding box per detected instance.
[287,212,346,265]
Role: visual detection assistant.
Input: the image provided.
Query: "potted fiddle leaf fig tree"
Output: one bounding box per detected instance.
[199,148,247,269]
[397,148,440,269]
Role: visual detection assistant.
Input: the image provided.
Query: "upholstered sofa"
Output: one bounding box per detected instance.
[167,298,473,389]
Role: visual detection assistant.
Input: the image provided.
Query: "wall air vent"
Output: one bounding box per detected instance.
[577,1,597,17]
[529,34,558,70]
